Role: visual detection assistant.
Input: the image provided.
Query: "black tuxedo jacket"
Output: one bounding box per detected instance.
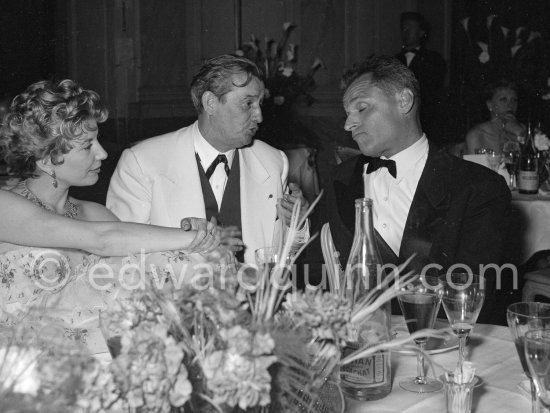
[395,47,446,102]
[325,144,511,323]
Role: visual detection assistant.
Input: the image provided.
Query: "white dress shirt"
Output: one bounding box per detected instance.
[363,135,429,256]
[194,132,235,208]
[404,46,420,66]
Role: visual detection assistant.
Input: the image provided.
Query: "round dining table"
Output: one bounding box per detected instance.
[345,316,530,413]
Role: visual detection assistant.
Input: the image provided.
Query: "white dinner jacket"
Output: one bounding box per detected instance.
[106,121,289,263]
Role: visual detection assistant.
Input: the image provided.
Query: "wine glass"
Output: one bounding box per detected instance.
[397,275,443,393]
[485,149,503,172]
[439,273,485,379]
[524,329,550,410]
[507,302,550,413]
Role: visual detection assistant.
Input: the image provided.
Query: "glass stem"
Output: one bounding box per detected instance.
[416,341,427,384]
[458,333,467,375]
[531,379,541,413]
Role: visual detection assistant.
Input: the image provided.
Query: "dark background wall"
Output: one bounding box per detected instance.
[1,0,548,204]
[0,0,56,97]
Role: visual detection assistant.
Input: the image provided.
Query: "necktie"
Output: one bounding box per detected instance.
[365,157,397,178]
[205,154,230,179]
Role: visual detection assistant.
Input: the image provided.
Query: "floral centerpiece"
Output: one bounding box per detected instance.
[534,127,550,187]
[0,315,101,413]
[0,196,445,413]
[236,23,325,149]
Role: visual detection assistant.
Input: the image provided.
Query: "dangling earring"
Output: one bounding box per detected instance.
[44,169,58,188]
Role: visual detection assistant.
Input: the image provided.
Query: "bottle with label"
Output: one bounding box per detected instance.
[517,123,539,194]
[340,198,392,401]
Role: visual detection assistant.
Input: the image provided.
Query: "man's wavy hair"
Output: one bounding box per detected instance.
[0,79,108,178]
[190,54,262,114]
[341,55,420,102]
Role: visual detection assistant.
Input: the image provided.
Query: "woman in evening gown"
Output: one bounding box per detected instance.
[0,79,241,352]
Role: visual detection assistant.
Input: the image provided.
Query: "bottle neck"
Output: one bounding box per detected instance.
[354,199,375,239]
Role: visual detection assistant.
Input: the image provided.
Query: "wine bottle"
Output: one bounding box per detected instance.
[517,123,539,194]
[340,198,392,401]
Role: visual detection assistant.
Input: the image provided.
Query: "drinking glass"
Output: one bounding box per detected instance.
[524,329,550,410]
[485,150,503,172]
[503,150,519,189]
[439,273,485,378]
[255,247,292,271]
[507,302,550,413]
[397,275,443,392]
[254,247,293,286]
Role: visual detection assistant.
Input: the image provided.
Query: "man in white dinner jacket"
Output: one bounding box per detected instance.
[106,55,309,264]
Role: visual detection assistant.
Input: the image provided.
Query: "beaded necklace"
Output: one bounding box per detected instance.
[17,180,79,219]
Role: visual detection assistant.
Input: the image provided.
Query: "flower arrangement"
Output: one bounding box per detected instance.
[0,315,100,413]
[0,196,446,413]
[237,22,325,109]
[236,23,325,148]
[534,127,550,186]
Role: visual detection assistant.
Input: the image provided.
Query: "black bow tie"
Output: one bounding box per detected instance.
[365,157,397,178]
[205,154,230,179]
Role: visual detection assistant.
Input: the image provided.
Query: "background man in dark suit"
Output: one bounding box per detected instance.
[395,12,446,142]
[325,55,511,324]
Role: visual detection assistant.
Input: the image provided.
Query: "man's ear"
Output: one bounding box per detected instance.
[201,91,218,115]
[397,88,415,114]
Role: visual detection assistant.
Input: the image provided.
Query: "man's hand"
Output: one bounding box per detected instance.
[220,226,244,252]
[180,216,220,253]
[277,183,310,224]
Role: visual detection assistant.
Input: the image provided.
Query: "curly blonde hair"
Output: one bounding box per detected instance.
[0,79,108,178]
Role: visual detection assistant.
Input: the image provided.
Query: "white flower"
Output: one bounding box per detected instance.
[477,41,490,63]
[535,132,550,151]
[0,346,41,395]
[281,66,294,77]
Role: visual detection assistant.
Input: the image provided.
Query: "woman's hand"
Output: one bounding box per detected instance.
[497,113,525,137]
[180,216,220,253]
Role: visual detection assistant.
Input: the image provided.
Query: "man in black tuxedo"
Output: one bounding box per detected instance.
[325,55,511,324]
[395,12,446,142]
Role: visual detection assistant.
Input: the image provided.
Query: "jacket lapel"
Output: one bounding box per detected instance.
[333,155,367,233]
[240,147,280,263]
[162,125,206,224]
[399,145,451,266]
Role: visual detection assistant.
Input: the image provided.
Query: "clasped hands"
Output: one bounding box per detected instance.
[180,216,243,257]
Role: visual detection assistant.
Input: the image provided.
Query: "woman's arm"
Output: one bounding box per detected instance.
[0,190,217,256]
[465,128,483,155]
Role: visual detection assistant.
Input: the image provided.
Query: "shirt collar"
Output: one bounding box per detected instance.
[387,134,428,182]
[193,127,235,168]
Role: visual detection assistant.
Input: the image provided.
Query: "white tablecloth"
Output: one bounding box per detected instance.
[505,191,550,265]
[346,317,530,413]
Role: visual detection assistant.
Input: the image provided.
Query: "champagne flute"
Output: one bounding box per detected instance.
[397,275,443,393]
[524,329,550,410]
[507,302,550,413]
[439,273,485,379]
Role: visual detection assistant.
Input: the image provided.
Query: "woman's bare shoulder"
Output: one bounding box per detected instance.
[72,198,119,222]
